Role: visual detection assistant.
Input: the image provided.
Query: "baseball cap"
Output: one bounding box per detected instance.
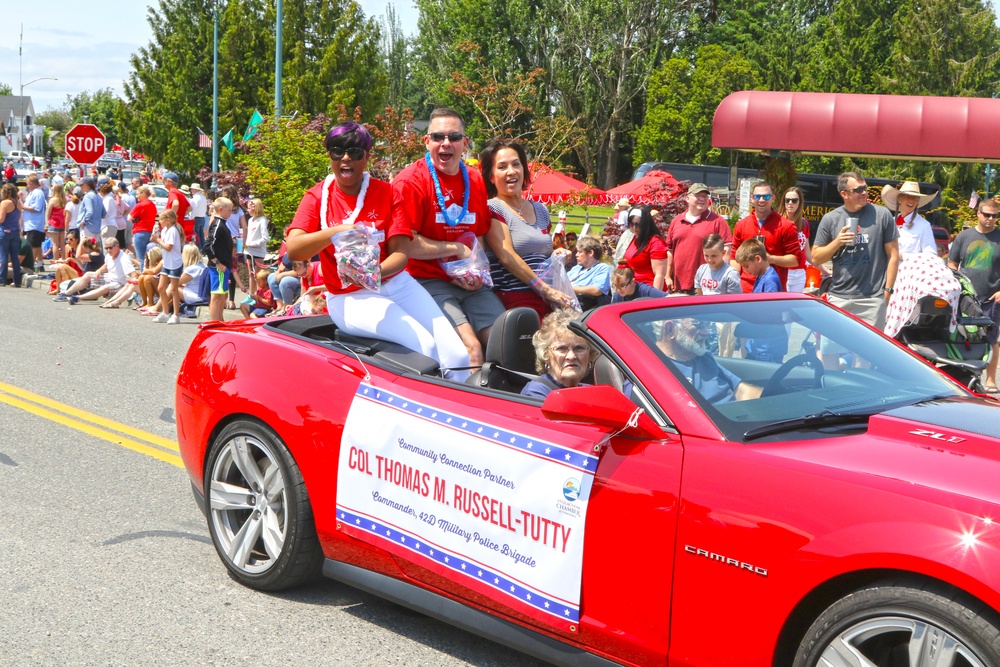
[80,176,97,188]
[163,171,179,183]
[73,186,83,195]
[688,183,710,194]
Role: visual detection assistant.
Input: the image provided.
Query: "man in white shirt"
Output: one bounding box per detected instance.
[53,238,138,304]
[189,183,208,250]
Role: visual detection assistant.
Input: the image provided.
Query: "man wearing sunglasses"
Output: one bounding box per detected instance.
[948,198,1000,392]
[393,108,504,367]
[813,171,899,368]
[730,181,799,293]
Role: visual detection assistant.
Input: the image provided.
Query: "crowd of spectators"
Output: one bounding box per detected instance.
[4,114,989,391]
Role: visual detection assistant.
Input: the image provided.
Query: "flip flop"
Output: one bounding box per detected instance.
[983,384,1000,394]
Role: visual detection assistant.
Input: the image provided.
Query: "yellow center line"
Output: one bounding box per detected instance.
[0,380,179,452]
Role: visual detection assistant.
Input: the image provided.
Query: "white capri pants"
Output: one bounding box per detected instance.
[325,271,471,382]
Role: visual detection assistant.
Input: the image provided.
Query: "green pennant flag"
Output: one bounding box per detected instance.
[222,129,235,152]
[244,109,264,141]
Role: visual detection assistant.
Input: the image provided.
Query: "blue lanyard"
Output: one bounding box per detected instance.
[425,152,469,226]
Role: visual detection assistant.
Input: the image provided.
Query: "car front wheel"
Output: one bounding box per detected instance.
[794,580,1000,667]
[205,420,323,590]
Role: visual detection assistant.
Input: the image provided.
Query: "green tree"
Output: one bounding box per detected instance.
[36,107,72,133]
[66,89,123,146]
[218,0,275,134]
[635,45,758,166]
[0,83,12,96]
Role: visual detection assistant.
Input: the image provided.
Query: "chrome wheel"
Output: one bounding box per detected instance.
[209,432,287,575]
[819,616,987,667]
[204,421,322,590]
[795,582,1000,667]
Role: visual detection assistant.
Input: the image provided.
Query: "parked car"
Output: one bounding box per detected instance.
[150,185,169,212]
[176,294,1000,666]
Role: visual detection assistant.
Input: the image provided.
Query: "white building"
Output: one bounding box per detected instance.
[0,95,44,155]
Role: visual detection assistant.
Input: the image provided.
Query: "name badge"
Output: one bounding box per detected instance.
[371,230,386,243]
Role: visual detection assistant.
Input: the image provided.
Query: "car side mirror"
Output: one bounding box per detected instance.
[541,385,666,440]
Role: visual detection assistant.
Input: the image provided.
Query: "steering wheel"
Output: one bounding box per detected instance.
[761,353,825,397]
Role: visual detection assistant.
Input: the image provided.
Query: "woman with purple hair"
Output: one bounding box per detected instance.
[285,121,471,381]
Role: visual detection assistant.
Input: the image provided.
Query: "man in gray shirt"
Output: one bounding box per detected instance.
[813,171,899,369]
[949,198,1000,392]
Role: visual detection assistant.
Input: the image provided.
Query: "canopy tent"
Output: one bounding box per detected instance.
[606,170,682,206]
[713,91,1000,162]
[525,166,607,204]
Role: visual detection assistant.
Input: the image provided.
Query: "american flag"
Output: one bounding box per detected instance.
[970,191,981,209]
[197,128,212,149]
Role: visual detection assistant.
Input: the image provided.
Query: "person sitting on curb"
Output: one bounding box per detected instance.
[53,237,137,304]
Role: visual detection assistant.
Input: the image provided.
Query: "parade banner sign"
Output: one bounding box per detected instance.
[336,382,598,631]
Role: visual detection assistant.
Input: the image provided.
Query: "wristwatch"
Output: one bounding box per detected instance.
[884,287,894,294]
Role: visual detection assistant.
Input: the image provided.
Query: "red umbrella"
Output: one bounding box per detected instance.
[606,170,682,206]
[524,164,607,204]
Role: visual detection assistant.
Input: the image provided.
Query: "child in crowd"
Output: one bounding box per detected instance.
[610,263,667,303]
[695,234,741,296]
[240,269,274,319]
[137,246,164,313]
[695,233,742,355]
[150,209,183,324]
[736,238,782,294]
[735,238,787,362]
[204,197,237,322]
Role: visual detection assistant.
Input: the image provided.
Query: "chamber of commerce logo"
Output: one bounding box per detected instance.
[562,478,580,502]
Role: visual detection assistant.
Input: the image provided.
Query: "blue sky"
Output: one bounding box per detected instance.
[0,0,418,116]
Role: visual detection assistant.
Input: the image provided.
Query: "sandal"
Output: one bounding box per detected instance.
[983,384,1000,394]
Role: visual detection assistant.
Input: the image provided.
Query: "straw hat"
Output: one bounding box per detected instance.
[881,181,936,210]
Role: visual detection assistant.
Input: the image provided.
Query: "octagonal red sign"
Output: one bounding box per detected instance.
[64,124,106,164]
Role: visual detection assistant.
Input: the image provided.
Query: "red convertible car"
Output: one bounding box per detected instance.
[176,294,1000,666]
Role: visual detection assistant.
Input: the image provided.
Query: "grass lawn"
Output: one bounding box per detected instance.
[546,204,618,234]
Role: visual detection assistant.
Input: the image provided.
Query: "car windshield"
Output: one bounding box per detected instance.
[622,298,966,442]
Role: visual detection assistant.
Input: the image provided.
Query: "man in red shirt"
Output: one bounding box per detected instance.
[665,183,733,294]
[730,181,799,292]
[163,171,192,242]
[392,108,505,366]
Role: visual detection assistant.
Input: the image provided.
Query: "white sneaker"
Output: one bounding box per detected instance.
[153,313,170,323]
[167,315,180,325]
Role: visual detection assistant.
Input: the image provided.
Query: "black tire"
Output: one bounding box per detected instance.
[204,420,323,591]
[794,580,1000,667]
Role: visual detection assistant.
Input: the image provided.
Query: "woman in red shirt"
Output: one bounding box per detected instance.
[623,207,668,290]
[285,122,470,381]
[128,185,159,275]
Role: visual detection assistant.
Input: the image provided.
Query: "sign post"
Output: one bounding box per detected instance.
[64,124,106,169]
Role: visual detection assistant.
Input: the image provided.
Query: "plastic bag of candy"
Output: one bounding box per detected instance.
[332,225,382,292]
[439,232,494,288]
[535,255,581,312]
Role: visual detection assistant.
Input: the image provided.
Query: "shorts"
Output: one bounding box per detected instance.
[821,294,888,354]
[162,266,183,279]
[982,300,1000,346]
[209,265,231,295]
[418,278,505,334]
[26,230,45,248]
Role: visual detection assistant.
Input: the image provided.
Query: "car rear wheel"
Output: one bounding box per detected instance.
[205,420,323,590]
[794,581,1000,667]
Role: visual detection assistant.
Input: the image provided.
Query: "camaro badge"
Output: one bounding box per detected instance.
[685,545,768,577]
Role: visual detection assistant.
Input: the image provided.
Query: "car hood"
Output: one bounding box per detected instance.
[775,397,1000,507]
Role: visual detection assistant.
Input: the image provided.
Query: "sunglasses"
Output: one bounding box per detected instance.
[846,185,868,194]
[784,197,800,203]
[981,212,999,219]
[628,221,641,228]
[428,132,465,143]
[329,147,366,161]
[752,194,772,201]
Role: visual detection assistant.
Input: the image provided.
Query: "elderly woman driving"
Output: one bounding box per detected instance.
[521,310,599,398]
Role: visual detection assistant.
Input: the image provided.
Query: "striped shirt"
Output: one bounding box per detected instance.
[486,199,553,292]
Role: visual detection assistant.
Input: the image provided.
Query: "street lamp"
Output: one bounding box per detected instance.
[19,76,57,153]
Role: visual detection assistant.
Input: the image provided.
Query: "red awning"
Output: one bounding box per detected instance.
[525,166,607,204]
[713,91,1000,162]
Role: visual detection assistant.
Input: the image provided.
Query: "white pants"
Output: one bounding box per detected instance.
[786,268,806,293]
[326,271,471,382]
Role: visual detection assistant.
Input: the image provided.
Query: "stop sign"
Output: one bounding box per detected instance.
[64,124,106,164]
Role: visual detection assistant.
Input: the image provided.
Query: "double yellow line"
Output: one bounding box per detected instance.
[0,381,183,467]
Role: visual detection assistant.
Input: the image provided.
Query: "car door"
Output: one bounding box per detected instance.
[364,372,684,666]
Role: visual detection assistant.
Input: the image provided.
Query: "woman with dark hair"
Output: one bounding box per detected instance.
[777,186,813,292]
[0,182,23,286]
[479,137,572,318]
[285,121,470,381]
[221,183,248,306]
[622,206,668,290]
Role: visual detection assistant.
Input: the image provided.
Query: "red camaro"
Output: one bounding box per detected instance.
[176,294,1000,666]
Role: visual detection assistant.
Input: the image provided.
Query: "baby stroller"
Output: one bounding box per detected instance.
[887,254,993,391]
